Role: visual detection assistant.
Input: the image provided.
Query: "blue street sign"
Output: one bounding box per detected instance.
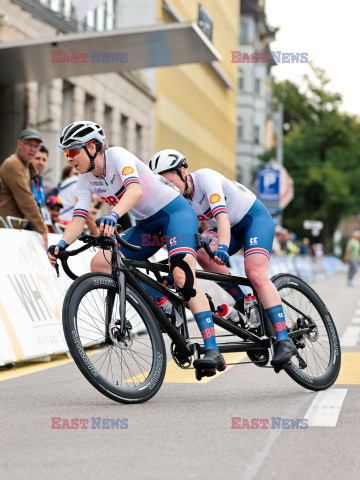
[257,168,280,202]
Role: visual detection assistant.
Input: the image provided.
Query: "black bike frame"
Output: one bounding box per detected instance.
[120,258,271,357]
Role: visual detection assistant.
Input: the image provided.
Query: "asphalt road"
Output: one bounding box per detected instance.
[1,271,360,480]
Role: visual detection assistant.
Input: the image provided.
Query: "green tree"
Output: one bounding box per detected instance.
[273,64,360,249]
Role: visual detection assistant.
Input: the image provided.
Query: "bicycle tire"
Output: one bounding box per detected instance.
[271,273,341,391]
[63,273,166,404]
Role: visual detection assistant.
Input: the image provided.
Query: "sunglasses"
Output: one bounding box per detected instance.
[64,140,94,159]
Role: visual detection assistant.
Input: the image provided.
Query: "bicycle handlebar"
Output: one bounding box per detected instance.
[94,218,141,252]
[195,233,214,259]
[51,221,141,280]
[195,233,230,267]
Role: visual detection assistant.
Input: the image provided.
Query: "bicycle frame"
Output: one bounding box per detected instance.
[114,255,272,359]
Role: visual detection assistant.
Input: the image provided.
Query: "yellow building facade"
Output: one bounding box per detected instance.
[155,0,239,178]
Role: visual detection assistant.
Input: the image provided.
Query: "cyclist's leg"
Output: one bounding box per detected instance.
[163,196,226,371]
[241,200,296,367]
[196,228,246,310]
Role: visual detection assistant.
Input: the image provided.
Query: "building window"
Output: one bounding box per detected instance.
[37,83,49,128]
[104,105,113,146]
[238,69,244,90]
[62,81,74,127]
[63,0,71,19]
[96,5,105,31]
[198,4,213,41]
[50,0,60,12]
[84,94,95,121]
[86,10,95,30]
[121,115,128,149]
[240,19,248,44]
[135,124,142,159]
[255,78,260,94]
[237,118,243,140]
[236,165,243,183]
[254,126,260,145]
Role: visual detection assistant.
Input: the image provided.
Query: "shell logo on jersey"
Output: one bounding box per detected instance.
[74,197,78,206]
[122,166,134,175]
[210,194,221,204]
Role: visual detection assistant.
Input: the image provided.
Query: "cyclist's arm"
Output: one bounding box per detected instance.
[111,183,142,218]
[198,169,230,248]
[216,212,231,248]
[47,217,86,267]
[61,216,87,245]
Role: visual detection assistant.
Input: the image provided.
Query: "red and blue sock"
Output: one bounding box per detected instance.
[217,282,246,302]
[265,305,289,341]
[194,311,218,350]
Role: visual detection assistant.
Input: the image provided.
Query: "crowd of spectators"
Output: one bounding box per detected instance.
[0,128,48,248]
[272,225,324,258]
[0,128,135,248]
[0,128,106,246]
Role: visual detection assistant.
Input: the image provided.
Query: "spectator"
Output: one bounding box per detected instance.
[272,225,285,256]
[0,129,48,249]
[55,165,78,221]
[32,145,51,222]
[282,229,299,257]
[313,242,324,258]
[299,237,311,256]
[343,231,360,287]
[45,196,68,233]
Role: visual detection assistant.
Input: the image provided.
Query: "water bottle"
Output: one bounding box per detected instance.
[217,304,240,323]
[244,295,261,329]
[156,296,183,327]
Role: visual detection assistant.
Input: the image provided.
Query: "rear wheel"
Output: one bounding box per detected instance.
[63,273,166,404]
[271,273,341,391]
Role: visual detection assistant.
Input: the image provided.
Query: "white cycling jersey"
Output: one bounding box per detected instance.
[73,147,179,221]
[186,168,256,227]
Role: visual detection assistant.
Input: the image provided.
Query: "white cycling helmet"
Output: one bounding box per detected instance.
[148,149,188,175]
[59,121,105,151]
[59,121,105,172]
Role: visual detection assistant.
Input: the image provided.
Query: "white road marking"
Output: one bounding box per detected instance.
[304,389,347,427]
[340,326,360,347]
[355,309,360,315]
[351,318,360,324]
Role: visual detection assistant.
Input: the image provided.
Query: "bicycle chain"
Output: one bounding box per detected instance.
[171,336,272,368]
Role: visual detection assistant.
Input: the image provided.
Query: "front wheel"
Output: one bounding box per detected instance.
[63,273,166,404]
[271,273,341,391]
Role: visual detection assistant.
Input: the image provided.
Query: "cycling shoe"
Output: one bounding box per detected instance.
[271,339,297,372]
[193,349,227,372]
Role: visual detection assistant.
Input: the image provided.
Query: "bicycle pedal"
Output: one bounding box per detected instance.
[200,368,216,377]
[273,361,291,374]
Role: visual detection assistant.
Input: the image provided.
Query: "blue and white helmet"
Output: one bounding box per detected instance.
[59,121,105,151]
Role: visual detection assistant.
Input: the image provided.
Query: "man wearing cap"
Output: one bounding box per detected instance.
[0,128,48,249]
[45,196,68,233]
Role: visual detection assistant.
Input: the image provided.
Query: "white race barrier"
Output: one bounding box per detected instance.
[0,230,92,365]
